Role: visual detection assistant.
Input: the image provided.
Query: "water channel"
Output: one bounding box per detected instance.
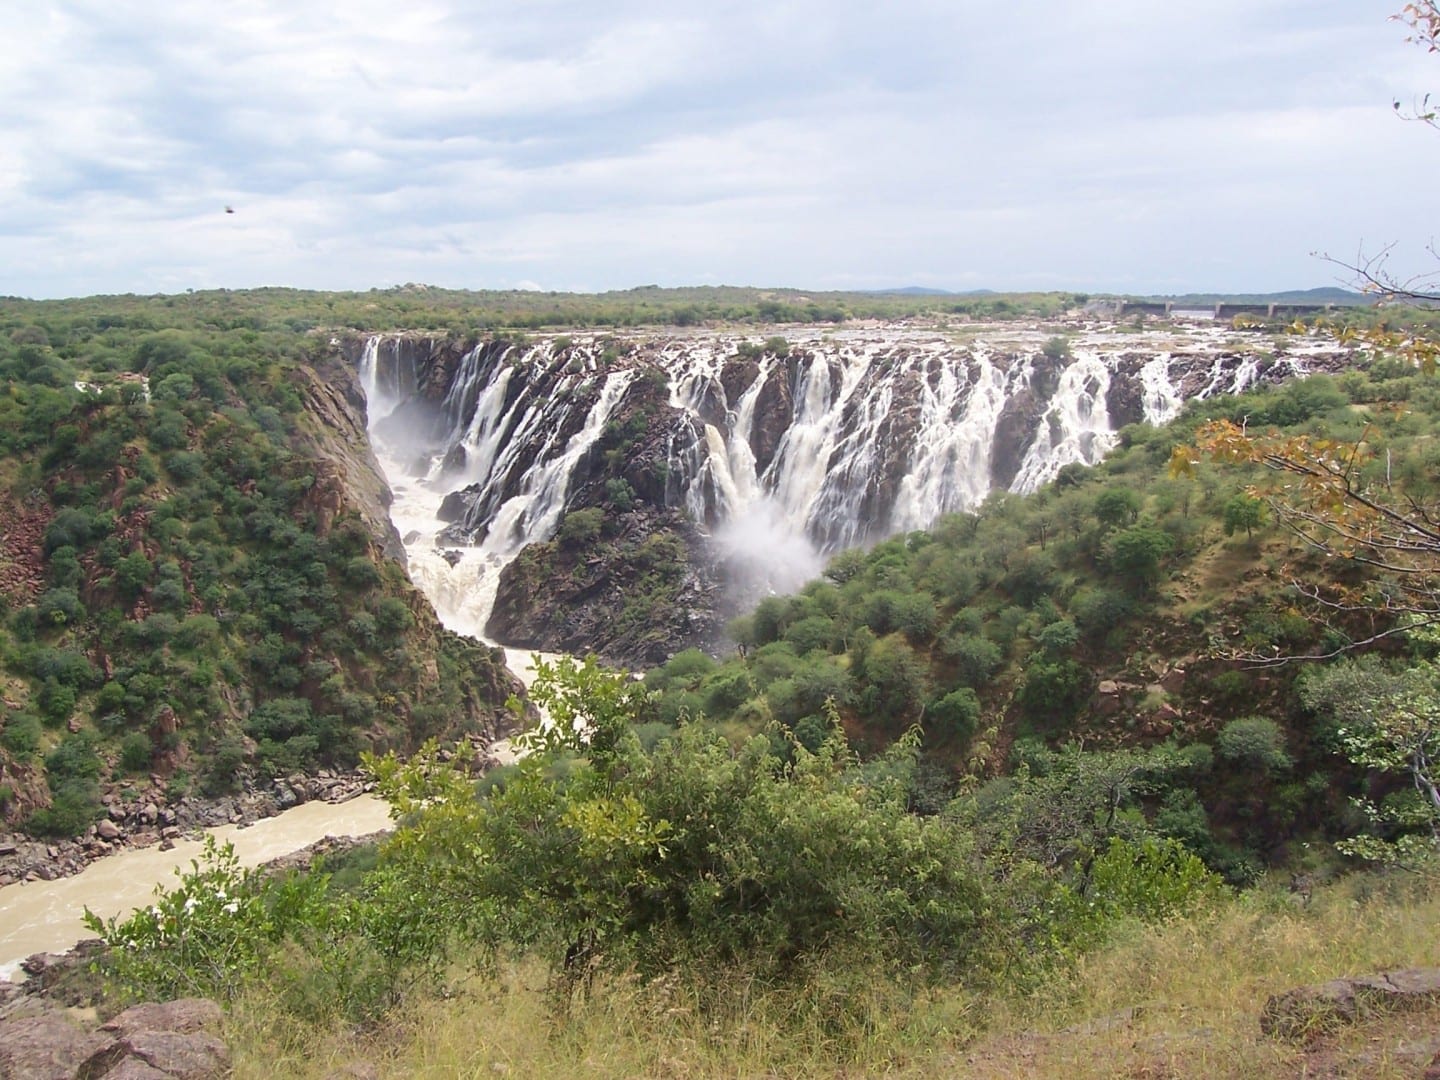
[0,795,394,980]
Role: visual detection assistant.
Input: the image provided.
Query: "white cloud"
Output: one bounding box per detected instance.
[3,0,1437,297]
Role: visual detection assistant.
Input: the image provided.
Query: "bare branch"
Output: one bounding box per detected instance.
[1315,244,1440,305]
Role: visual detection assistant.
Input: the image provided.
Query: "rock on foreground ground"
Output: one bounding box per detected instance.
[1261,967,1440,1040]
[0,996,228,1079]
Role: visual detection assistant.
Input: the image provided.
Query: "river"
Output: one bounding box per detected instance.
[0,795,394,980]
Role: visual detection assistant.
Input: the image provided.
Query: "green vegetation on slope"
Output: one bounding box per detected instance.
[0,308,512,836]
[86,658,1220,1031]
[80,658,1440,1079]
[645,354,1440,882]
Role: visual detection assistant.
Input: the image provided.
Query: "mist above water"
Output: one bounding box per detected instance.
[712,498,826,605]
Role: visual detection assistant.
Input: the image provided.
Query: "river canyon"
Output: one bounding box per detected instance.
[352,319,1351,666]
[0,316,1354,975]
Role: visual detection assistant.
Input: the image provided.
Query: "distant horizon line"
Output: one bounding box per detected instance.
[1,282,1369,305]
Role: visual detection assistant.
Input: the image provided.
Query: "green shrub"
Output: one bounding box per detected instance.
[1216,716,1291,774]
[1018,658,1091,730]
[1033,618,1079,656]
[940,632,1003,688]
[1040,336,1072,362]
[703,669,755,716]
[604,478,635,512]
[26,782,102,837]
[0,712,42,758]
[784,615,839,655]
[857,634,928,725]
[1105,525,1174,592]
[366,658,1009,991]
[372,597,415,638]
[115,551,154,597]
[927,688,981,741]
[44,509,96,554]
[37,678,78,725]
[558,507,604,546]
[120,731,153,773]
[1093,487,1141,528]
[35,588,86,626]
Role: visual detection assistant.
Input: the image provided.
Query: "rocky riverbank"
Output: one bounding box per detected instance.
[0,769,374,887]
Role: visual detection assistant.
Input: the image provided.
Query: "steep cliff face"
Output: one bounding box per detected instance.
[342,326,1353,667]
[290,350,407,565]
[295,342,525,742]
[487,508,724,668]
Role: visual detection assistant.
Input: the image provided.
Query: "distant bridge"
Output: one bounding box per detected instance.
[1094,300,1338,321]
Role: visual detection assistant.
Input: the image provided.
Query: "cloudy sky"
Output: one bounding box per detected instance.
[4,1,1436,299]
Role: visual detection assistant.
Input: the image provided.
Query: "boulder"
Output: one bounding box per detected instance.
[0,1011,112,1080]
[102,998,224,1038]
[1261,968,1440,1039]
[0,996,230,1078]
[109,1029,231,1079]
[102,1058,171,1079]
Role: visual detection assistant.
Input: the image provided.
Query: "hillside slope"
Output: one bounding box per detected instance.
[0,311,520,854]
[645,354,1440,881]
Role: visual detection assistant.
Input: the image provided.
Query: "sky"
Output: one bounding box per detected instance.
[3,0,1438,299]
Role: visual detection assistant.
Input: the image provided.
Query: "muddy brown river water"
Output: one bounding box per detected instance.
[0,794,394,980]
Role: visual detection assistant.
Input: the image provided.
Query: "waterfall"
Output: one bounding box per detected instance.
[1011,349,1116,492]
[889,347,1013,534]
[1139,355,1183,425]
[358,337,636,641]
[352,327,1347,639]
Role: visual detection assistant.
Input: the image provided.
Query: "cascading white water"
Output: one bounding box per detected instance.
[1011,349,1117,492]
[358,339,633,651]
[889,346,1020,534]
[1139,355,1184,424]
[359,326,1347,614]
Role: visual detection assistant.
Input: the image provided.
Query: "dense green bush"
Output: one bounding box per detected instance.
[558,507,604,546]
[367,659,1011,990]
[1216,715,1291,774]
[927,688,981,740]
[939,630,1003,687]
[0,712,42,758]
[119,731,153,773]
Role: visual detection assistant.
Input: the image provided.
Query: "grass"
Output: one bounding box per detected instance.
[222,873,1440,1078]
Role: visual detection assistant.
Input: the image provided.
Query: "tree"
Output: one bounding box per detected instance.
[949,743,1200,893]
[365,660,1007,993]
[1215,715,1291,775]
[857,633,929,725]
[1197,4,1440,642]
[1094,487,1141,529]
[1183,416,1440,658]
[1105,525,1174,592]
[1222,493,1267,540]
[1299,643,1440,866]
[927,687,981,740]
